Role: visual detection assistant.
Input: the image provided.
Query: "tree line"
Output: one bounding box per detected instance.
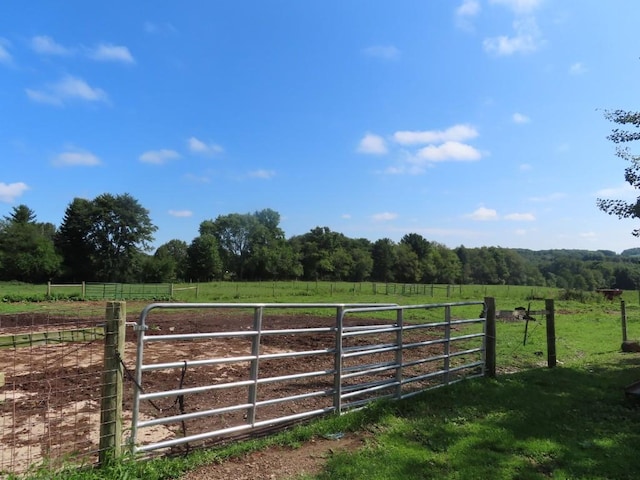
[1,195,640,290]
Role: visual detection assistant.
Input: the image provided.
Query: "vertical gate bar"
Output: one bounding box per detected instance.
[394,308,404,399]
[247,307,263,426]
[443,305,451,385]
[334,306,344,414]
[130,306,149,453]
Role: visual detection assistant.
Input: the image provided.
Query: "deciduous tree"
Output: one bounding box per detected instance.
[0,205,61,282]
[56,194,157,282]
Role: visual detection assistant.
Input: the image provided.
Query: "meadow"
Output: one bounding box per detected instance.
[2,281,640,479]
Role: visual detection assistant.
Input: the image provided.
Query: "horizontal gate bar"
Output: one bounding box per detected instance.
[135,407,336,453]
[141,347,334,372]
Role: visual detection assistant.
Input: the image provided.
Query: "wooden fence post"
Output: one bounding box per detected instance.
[545,299,556,368]
[484,297,496,378]
[99,301,126,465]
[621,300,628,342]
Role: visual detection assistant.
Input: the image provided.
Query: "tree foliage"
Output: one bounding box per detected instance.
[201,209,297,280]
[187,234,223,281]
[2,200,640,290]
[55,193,157,282]
[597,109,640,236]
[0,205,61,282]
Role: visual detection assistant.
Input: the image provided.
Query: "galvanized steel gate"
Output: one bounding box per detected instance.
[129,301,486,454]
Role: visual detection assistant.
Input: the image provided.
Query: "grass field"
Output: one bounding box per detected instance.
[3,282,640,479]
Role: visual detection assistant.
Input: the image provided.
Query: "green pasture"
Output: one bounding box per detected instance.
[3,281,640,479]
[3,278,638,305]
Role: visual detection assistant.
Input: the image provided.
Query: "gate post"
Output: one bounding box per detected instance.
[484,297,496,378]
[99,301,126,465]
[545,299,556,368]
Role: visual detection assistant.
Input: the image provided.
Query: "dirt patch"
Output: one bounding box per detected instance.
[181,432,370,480]
[0,308,479,475]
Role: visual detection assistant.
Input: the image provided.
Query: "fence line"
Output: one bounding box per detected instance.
[0,296,559,474]
[47,281,86,298]
[42,281,567,303]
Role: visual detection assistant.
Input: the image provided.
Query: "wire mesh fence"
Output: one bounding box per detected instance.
[0,305,106,476]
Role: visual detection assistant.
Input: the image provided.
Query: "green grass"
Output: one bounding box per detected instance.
[309,361,640,480]
[4,282,640,479]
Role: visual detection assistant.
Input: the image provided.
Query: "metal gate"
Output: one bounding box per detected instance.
[129,301,486,454]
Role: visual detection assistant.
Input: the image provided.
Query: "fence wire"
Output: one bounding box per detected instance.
[0,306,105,476]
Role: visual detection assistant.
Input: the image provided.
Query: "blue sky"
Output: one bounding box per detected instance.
[2,0,640,253]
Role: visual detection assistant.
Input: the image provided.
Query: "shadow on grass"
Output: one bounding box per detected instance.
[321,354,640,479]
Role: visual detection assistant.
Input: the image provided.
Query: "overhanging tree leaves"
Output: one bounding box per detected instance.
[597,109,640,236]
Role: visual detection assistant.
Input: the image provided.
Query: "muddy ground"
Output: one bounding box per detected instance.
[0,308,479,475]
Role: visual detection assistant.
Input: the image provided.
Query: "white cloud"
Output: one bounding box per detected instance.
[0,38,12,64]
[483,18,542,55]
[520,163,532,171]
[26,75,108,106]
[393,124,478,145]
[416,141,482,162]
[188,136,224,155]
[341,213,352,219]
[168,209,193,218]
[528,192,567,202]
[183,173,211,183]
[144,21,177,35]
[504,212,536,221]
[372,212,398,222]
[249,169,276,179]
[363,45,400,60]
[53,150,101,167]
[579,232,597,239]
[512,112,530,124]
[383,164,429,176]
[373,123,483,174]
[357,133,388,155]
[31,35,72,55]
[596,183,637,201]
[457,0,481,17]
[569,62,587,75]
[466,207,498,221]
[0,182,29,203]
[489,0,543,14]
[139,149,181,164]
[88,43,135,64]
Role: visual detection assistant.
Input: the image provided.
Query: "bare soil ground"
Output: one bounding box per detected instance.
[0,308,474,477]
[181,432,371,480]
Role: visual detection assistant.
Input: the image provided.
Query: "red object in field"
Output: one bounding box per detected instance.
[596,289,623,300]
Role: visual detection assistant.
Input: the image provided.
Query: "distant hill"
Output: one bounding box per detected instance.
[621,248,640,257]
